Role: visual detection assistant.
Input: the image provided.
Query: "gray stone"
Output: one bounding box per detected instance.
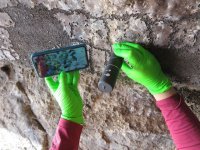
[0,61,48,149]
[0,12,14,27]
[0,0,200,149]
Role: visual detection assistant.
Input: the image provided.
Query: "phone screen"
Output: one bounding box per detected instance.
[31,45,88,78]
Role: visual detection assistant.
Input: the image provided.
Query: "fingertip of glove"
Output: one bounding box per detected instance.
[60,71,67,77]
[45,76,51,82]
[112,42,120,48]
[57,71,65,82]
[112,42,132,50]
[111,44,116,50]
[112,43,121,55]
[74,70,80,77]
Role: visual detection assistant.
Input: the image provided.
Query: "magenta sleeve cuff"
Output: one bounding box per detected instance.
[50,118,83,150]
[156,94,200,150]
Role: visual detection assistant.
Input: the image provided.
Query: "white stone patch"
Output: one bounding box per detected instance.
[107,19,129,43]
[173,20,200,51]
[129,17,148,33]
[89,19,109,49]
[0,128,42,149]
[152,21,173,46]
[0,28,19,60]
[0,12,15,27]
[55,12,110,49]
[126,17,149,43]
[0,0,18,8]
[57,0,83,11]
[55,12,87,37]
[17,0,34,8]
[0,0,197,21]
[34,0,83,11]
[2,50,15,60]
[36,0,58,10]
[108,17,149,43]
[83,0,136,17]
[0,50,6,59]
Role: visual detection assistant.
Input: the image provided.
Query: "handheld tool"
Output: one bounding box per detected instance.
[98,53,123,92]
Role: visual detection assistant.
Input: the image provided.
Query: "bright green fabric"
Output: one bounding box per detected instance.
[45,71,84,124]
[112,42,172,94]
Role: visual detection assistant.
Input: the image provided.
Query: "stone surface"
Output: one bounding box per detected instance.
[0,28,19,60]
[0,12,14,27]
[0,0,200,150]
[0,61,49,149]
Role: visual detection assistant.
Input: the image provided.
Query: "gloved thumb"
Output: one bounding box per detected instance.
[112,43,140,67]
[45,77,59,93]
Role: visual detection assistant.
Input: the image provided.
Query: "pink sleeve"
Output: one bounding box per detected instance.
[156,94,200,150]
[50,118,83,150]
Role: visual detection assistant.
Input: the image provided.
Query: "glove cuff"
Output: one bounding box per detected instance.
[61,114,84,125]
[147,75,172,95]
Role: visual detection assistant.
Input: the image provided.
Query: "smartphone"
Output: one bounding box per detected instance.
[31,44,89,78]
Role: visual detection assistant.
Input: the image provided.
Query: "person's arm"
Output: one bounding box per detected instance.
[50,119,82,150]
[154,88,200,150]
[112,42,200,149]
[45,71,84,150]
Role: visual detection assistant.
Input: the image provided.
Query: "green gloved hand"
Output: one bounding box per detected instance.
[112,42,172,94]
[45,71,84,124]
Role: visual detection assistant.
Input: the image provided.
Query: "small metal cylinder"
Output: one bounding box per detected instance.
[98,53,124,92]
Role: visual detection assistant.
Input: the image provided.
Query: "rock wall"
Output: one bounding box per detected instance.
[0,0,200,149]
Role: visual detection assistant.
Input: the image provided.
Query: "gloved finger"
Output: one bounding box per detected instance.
[112,43,141,66]
[59,71,68,86]
[121,42,148,54]
[119,42,144,50]
[66,72,73,84]
[112,43,132,58]
[121,62,133,75]
[73,71,80,87]
[45,76,59,93]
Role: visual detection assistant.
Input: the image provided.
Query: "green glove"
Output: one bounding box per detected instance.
[112,42,172,94]
[45,71,84,124]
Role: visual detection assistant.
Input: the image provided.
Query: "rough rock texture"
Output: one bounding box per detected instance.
[0,0,200,150]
